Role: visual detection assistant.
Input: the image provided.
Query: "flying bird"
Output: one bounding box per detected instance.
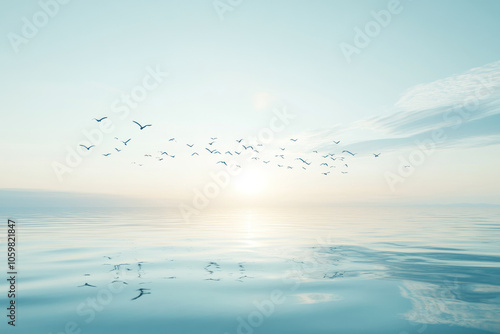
[342,150,356,156]
[115,148,121,152]
[103,153,111,157]
[187,144,194,147]
[211,137,218,140]
[242,145,254,150]
[191,152,199,156]
[290,138,298,142]
[333,140,340,144]
[79,144,95,150]
[169,138,176,142]
[373,153,381,157]
[217,161,227,166]
[297,158,311,165]
[206,148,215,154]
[160,151,168,155]
[280,148,285,151]
[93,117,108,122]
[236,139,243,143]
[234,151,241,155]
[132,121,152,130]
[320,163,328,166]
[122,139,131,145]
[263,161,270,164]
[225,151,233,155]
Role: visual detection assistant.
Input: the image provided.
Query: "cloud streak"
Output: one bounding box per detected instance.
[308,60,500,154]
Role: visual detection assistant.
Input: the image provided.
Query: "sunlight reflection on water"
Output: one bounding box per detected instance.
[1,206,499,334]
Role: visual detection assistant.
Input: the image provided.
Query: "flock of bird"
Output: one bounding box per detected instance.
[86,117,383,175]
[77,256,253,301]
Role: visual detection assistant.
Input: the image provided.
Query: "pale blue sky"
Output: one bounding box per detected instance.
[1,0,499,206]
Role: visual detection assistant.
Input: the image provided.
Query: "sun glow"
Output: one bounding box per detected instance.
[234,170,266,195]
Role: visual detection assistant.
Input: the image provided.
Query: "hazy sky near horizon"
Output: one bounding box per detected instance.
[1,0,500,207]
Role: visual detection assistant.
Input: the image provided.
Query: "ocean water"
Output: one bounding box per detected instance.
[1,206,500,334]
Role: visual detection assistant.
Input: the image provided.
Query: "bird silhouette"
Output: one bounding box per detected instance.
[115,148,121,152]
[333,140,340,144]
[79,144,95,150]
[132,121,152,130]
[169,138,176,142]
[93,117,107,122]
[290,138,298,142]
[242,145,253,150]
[187,144,194,147]
[211,137,217,140]
[217,161,227,166]
[191,152,199,156]
[373,153,381,157]
[342,150,356,156]
[131,288,151,301]
[122,139,131,145]
[225,151,233,155]
[236,139,243,143]
[103,153,111,157]
[206,148,215,154]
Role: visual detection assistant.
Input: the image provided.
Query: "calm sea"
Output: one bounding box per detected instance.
[1,206,499,334]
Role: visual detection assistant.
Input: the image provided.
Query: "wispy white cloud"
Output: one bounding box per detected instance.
[305,60,500,154]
